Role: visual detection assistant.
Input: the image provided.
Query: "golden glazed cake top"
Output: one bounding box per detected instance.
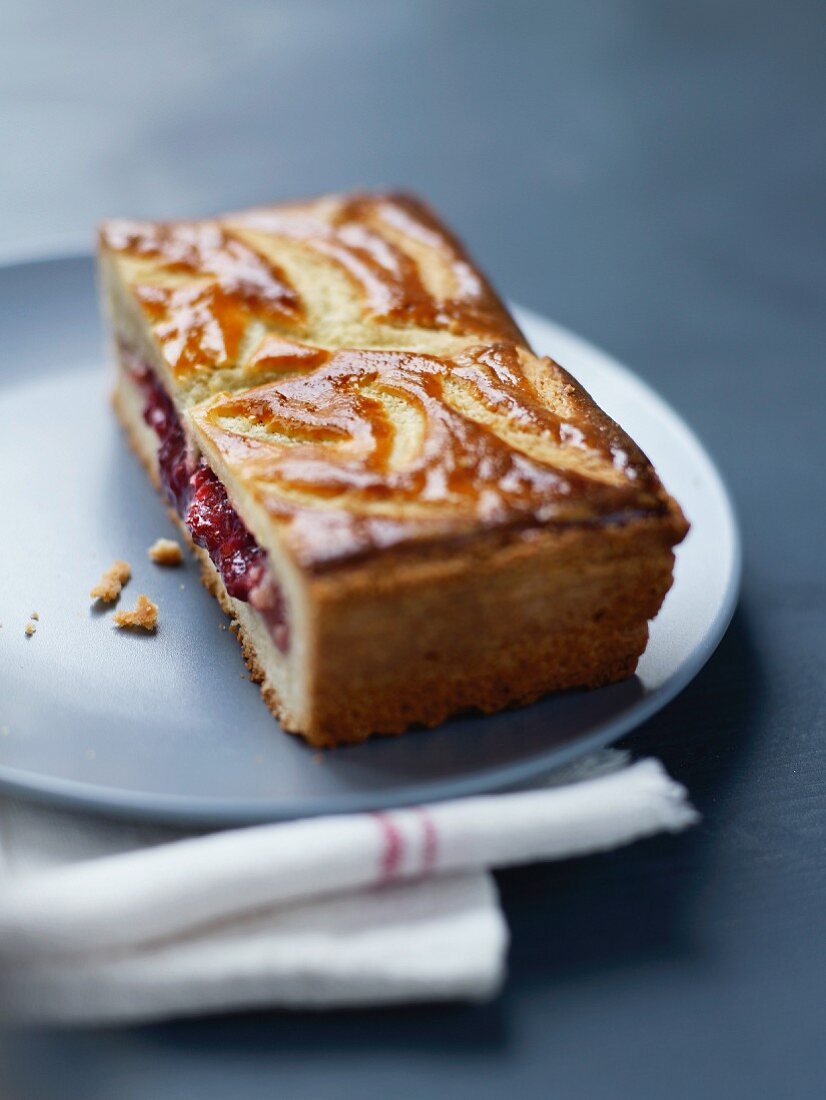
[100,192,524,394]
[101,193,685,570]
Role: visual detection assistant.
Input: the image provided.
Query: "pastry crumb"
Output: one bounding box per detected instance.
[24,622,36,637]
[91,560,131,602]
[148,538,183,566]
[113,594,158,631]
[31,611,39,621]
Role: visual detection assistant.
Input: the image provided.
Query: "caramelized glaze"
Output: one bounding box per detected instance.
[192,344,665,569]
[102,193,674,570]
[101,193,522,387]
[101,220,301,373]
[228,193,524,340]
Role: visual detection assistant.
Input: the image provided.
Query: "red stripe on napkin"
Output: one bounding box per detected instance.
[418,809,438,875]
[373,813,404,883]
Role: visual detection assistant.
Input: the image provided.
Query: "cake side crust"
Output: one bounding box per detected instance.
[300,516,677,745]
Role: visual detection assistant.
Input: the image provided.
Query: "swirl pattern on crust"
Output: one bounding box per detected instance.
[102,193,680,569]
[101,219,302,375]
[100,193,524,394]
[190,343,669,569]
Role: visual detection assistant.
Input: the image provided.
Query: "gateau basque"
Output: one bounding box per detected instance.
[98,192,688,746]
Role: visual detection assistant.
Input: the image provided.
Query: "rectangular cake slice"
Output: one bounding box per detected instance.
[98,192,688,747]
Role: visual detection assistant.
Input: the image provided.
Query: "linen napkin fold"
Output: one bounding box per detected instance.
[0,753,697,1026]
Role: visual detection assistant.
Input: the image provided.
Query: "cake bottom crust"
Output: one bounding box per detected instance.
[113,374,677,748]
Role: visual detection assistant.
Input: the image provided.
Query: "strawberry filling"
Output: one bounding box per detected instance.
[126,353,289,652]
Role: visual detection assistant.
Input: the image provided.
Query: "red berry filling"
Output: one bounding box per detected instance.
[126,352,289,652]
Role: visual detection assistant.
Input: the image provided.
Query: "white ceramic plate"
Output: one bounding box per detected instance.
[0,255,740,824]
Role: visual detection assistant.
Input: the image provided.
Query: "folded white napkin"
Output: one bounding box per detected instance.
[0,752,696,1026]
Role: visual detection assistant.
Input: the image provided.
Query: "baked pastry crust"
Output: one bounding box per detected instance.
[99,192,687,746]
[148,537,183,565]
[113,594,158,631]
[90,560,131,603]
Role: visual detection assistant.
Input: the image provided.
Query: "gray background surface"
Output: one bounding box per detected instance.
[2,0,824,1096]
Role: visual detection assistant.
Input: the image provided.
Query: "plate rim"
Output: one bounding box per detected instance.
[0,254,742,825]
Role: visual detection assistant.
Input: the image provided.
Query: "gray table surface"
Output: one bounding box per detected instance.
[2,1,824,1097]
